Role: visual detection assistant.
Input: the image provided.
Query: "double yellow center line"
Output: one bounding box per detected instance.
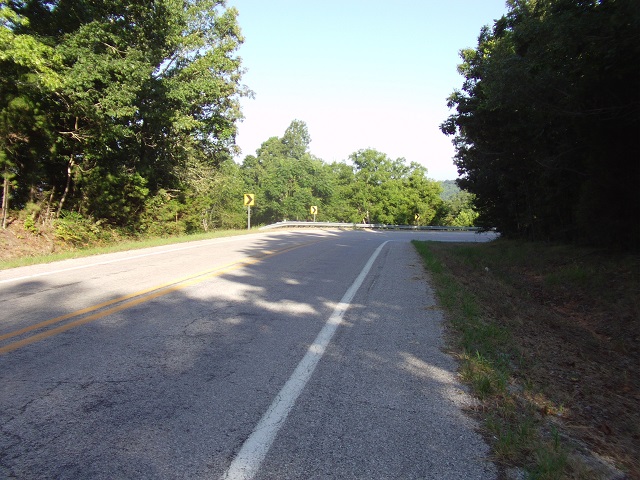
[0,242,310,356]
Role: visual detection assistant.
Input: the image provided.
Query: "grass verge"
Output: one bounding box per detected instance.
[0,228,254,271]
[413,239,639,480]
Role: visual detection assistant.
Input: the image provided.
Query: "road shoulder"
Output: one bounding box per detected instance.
[257,240,496,479]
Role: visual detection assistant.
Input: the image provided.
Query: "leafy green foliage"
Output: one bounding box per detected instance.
[241,121,445,226]
[2,0,248,231]
[54,210,104,245]
[241,121,334,224]
[3,0,470,235]
[436,189,478,227]
[346,148,442,225]
[442,0,640,248]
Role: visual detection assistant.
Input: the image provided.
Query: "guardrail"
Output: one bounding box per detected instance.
[259,221,482,232]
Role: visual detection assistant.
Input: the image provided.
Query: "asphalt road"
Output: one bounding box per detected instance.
[0,229,498,479]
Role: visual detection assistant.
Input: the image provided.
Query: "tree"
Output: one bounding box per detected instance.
[242,120,331,224]
[323,161,358,222]
[240,124,445,227]
[281,119,311,160]
[348,149,442,225]
[2,0,249,230]
[442,0,640,248]
[0,4,61,227]
[404,162,443,226]
[435,190,478,227]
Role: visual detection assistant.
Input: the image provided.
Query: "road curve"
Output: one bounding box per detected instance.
[0,229,497,479]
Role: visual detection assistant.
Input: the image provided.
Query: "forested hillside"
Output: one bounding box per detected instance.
[241,120,447,226]
[1,0,472,243]
[1,0,249,233]
[442,0,639,249]
[2,0,638,249]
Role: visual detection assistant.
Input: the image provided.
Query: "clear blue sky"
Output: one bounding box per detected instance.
[226,0,509,180]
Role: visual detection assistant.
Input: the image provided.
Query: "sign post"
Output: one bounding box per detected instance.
[310,206,318,222]
[244,194,255,230]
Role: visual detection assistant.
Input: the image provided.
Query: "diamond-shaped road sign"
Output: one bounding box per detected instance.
[244,194,255,206]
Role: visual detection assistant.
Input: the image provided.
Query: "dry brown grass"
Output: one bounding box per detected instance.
[0,219,61,261]
[417,239,639,479]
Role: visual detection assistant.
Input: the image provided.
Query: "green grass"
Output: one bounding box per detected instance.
[0,228,254,271]
[413,240,511,366]
[412,239,571,479]
[543,263,597,289]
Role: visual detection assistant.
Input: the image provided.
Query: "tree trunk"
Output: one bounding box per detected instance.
[44,187,56,224]
[57,117,79,218]
[56,154,75,218]
[1,170,9,229]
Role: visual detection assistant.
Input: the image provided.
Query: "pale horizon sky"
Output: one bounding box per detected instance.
[226,1,509,180]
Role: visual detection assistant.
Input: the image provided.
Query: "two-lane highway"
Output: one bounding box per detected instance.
[0,229,497,479]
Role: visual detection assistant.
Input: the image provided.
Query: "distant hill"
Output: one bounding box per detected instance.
[438,180,460,201]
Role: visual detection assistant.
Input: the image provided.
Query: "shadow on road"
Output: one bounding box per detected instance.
[0,230,496,479]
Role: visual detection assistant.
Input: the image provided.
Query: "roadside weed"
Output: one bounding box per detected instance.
[412,239,572,478]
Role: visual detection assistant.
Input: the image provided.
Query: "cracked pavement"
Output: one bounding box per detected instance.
[0,230,497,479]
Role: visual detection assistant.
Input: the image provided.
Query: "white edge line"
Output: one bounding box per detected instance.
[0,230,312,285]
[221,240,390,480]
[0,237,245,285]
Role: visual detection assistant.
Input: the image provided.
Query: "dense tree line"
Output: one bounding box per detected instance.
[1,0,248,231]
[442,0,640,248]
[1,1,473,242]
[239,120,471,227]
